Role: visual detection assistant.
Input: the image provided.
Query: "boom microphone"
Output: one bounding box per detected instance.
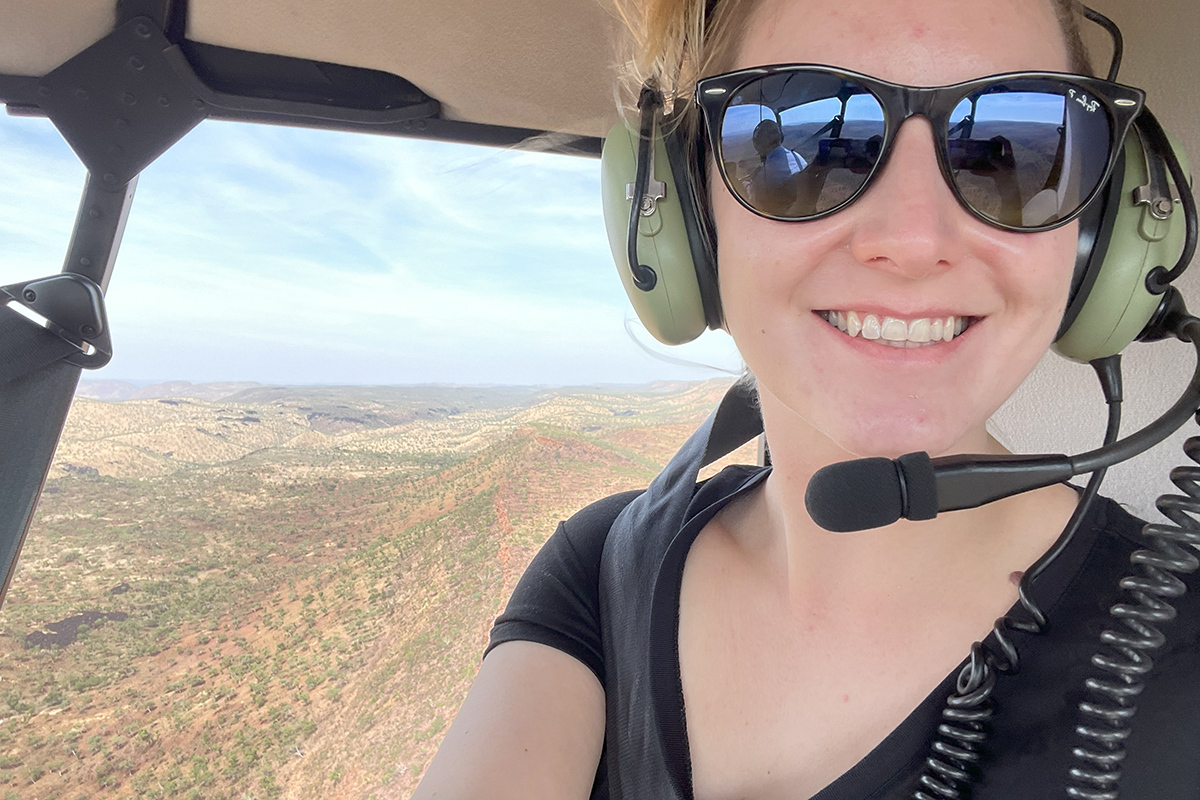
[805,452,1073,532]
[806,308,1200,533]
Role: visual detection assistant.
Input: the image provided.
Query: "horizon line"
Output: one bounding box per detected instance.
[77,376,729,389]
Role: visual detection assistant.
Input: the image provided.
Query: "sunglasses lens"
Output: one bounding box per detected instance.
[947,79,1113,228]
[718,71,886,218]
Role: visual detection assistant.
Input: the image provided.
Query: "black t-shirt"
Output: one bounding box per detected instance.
[487,465,1200,799]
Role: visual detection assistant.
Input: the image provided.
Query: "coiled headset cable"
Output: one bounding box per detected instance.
[912,313,1200,800]
[1067,314,1200,800]
[912,355,1125,800]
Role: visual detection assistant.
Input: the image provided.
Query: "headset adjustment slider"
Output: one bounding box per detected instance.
[1132,184,1175,221]
[626,144,667,217]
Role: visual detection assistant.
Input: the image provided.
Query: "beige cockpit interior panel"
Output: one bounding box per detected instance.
[0,0,1195,156]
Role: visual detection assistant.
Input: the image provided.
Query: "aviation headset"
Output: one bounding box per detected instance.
[598,6,1194,362]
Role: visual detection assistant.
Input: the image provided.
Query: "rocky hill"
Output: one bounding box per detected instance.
[0,380,756,799]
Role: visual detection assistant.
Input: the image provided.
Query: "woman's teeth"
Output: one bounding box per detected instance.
[818,311,971,347]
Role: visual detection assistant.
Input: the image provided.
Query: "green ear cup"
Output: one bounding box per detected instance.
[601,120,707,345]
[1054,127,1191,363]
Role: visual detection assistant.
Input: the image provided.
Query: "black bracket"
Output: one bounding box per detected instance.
[0,275,113,369]
[35,15,210,187]
[0,1,603,155]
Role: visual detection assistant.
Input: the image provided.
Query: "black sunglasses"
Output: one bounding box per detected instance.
[694,65,1145,231]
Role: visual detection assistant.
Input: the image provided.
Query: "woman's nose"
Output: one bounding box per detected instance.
[846,118,969,280]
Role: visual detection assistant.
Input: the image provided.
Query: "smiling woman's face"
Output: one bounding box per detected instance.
[714,0,1082,459]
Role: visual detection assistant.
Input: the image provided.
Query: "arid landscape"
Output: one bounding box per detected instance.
[0,379,756,800]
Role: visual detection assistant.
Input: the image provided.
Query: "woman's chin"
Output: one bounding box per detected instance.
[758,382,994,462]
[822,412,987,461]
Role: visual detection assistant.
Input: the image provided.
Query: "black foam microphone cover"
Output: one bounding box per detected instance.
[805,457,903,532]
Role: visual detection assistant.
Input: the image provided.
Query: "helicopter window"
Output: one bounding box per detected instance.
[0,111,746,798]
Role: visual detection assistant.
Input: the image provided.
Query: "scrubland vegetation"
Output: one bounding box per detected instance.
[0,380,753,799]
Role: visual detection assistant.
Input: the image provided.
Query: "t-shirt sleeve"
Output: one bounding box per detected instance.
[484,489,642,686]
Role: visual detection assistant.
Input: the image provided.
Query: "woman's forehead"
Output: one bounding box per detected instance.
[734,0,1071,84]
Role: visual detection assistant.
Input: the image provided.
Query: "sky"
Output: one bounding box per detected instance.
[0,111,742,386]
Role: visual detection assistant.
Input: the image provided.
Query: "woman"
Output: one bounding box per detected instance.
[414,0,1199,797]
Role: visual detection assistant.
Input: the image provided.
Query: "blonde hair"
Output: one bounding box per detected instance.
[611,0,1094,123]
[610,0,759,120]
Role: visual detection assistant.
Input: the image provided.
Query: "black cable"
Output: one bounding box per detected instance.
[1070,327,1200,475]
[1023,357,1123,610]
[1137,110,1199,293]
[626,85,662,292]
[1067,318,1200,799]
[913,356,1124,800]
[1081,5,1124,82]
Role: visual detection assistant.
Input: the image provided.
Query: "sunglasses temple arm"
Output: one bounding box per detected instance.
[627,86,662,292]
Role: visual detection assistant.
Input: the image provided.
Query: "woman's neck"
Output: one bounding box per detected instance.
[741,386,1081,616]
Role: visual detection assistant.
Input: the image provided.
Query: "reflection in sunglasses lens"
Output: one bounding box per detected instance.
[720,72,885,218]
[948,80,1112,227]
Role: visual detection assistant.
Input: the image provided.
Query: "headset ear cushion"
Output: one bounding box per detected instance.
[1054,123,1191,362]
[1058,149,1123,340]
[600,119,708,345]
[662,124,723,330]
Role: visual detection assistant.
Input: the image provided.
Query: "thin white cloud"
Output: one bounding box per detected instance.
[1,113,741,385]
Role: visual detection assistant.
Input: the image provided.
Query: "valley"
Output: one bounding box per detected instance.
[0,379,756,799]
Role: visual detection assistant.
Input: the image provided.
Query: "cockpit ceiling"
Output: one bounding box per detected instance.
[0,0,624,138]
[0,0,1196,144]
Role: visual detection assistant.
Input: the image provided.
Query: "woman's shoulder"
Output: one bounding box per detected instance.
[1086,494,1198,587]
[560,463,767,560]
[486,465,765,682]
[1091,494,1155,543]
[558,488,647,560]
[484,488,644,684]
[1051,493,1198,609]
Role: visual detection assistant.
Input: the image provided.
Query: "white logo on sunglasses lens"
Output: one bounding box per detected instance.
[1067,88,1100,113]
